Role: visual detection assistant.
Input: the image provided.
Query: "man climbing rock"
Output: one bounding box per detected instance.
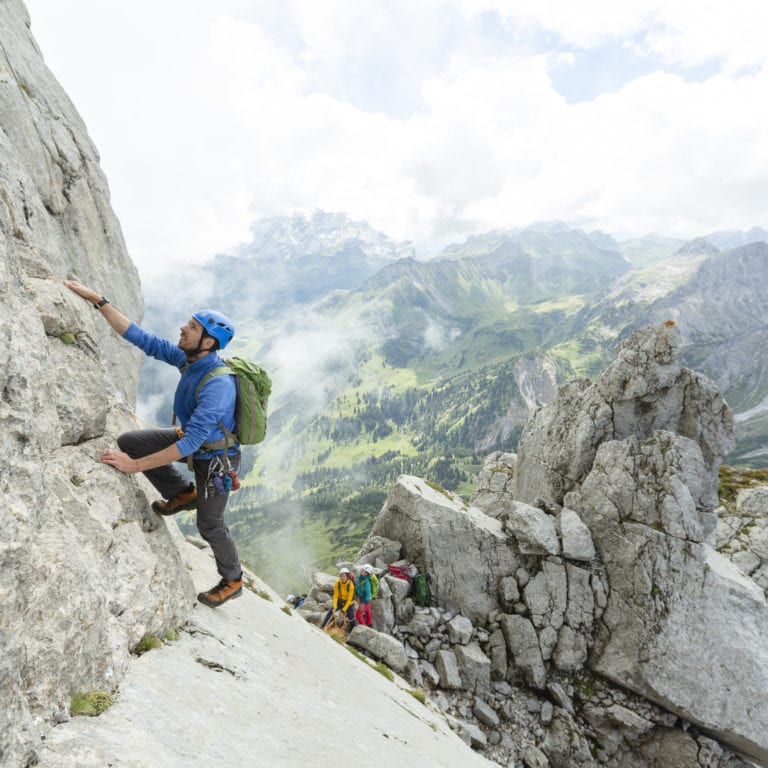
[65,280,244,608]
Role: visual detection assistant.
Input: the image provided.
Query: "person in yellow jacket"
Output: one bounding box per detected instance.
[320,567,356,629]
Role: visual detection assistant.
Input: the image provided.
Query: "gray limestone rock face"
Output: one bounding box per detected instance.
[356,534,402,567]
[471,451,517,519]
[507,502,561,555]
[598,324,733,476]
[447,614,474,644]
[559,507,595,561]
[435,649,464,689]
[365,475,519,624]
[454,642,491,693]
[523,560,566,631]
[565,432,768,764]
[563,564,594,632]
[0,5,193,766]
[716,486,768,595]
[499,614,547,690]
[514,378,614,507]
[346,626,408,672]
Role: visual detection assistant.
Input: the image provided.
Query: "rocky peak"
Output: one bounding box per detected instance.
[513,322,733,507]
[239,209,415,262]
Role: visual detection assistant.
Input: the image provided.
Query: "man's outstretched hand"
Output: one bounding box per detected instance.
[100,450,140,474]
[64,279,100,304]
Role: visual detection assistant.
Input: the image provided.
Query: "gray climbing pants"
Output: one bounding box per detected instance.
[117,428,242,582]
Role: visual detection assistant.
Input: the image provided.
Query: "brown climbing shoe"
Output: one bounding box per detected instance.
[197,576,243,608]
[152,484,197,516]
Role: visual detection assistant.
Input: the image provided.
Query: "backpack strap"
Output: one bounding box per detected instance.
[176,366,238,470]
[195,366,238,453]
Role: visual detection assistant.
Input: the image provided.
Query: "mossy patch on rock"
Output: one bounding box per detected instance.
[70,690,113,717]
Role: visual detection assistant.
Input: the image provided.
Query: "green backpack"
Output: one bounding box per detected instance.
[412,573,431,607]
[369,573,379,599]
[196,356,272,446]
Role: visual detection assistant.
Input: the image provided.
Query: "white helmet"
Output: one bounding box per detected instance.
[286,594,295,602]
[364,563,373,573]
[360,564,371,574]
[339,567,350,575]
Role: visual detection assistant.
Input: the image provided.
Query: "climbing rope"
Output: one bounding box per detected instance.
[121,403,183,438]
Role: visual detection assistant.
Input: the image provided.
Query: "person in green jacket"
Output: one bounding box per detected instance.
[320,568,356,629]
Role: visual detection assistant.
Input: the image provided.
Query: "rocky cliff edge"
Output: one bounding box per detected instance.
[1,3,193,765]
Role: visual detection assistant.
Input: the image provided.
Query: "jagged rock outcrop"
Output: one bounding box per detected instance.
[1,5,192,766]
[335,322,766,767]
[514,323,733,508]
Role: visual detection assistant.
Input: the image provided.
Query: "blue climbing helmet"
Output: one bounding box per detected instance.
[193,309,235,349]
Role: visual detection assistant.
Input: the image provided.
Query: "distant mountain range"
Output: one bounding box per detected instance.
[139,212,768,582]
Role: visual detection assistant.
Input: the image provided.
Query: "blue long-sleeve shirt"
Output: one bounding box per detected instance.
[123,322,237,457]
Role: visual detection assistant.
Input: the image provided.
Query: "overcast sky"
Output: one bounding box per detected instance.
[24,0,768,277]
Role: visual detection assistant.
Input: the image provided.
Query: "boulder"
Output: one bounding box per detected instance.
[507,502,560,555]
[499,614,546,690]
[473,697,500,727]
[454,642,491,693]
[435,649,464,689]
[346,626,408,672]
[355,535,402,567]
[559,508,595,561]
[370,594,395,633]
[446,614,473,645]
[365,475,519,623]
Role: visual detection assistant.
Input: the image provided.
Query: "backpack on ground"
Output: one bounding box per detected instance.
[412,573,431,607]
[196,356,272,446]
[369,573,379,599]
[388,565,412,583]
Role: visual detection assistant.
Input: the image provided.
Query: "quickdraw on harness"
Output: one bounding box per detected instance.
[204,454,241,499]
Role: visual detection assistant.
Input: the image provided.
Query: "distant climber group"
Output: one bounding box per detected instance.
[320,564,379,631]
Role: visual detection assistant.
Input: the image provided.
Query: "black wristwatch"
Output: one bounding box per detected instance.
[93,296,109,309]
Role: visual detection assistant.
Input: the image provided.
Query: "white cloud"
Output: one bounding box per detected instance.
[23,0,768,278]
